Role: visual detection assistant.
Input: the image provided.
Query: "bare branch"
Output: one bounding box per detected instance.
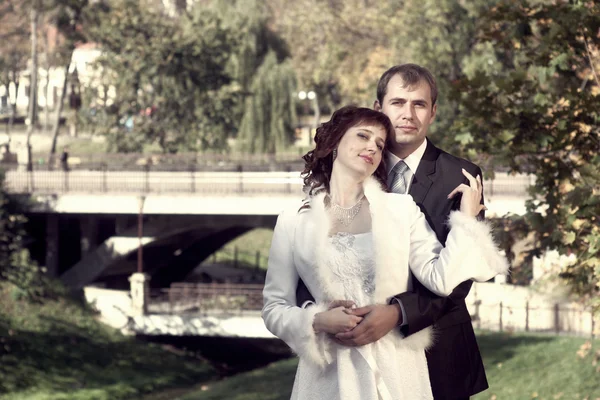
[583,35,600,88]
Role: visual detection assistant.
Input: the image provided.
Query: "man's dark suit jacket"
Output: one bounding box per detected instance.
[296,139,488,399]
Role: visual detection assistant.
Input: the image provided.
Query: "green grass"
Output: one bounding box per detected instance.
[474,331,600,400]
[0,283,217,400]
[176,358,297,400]
[56,137,108,155]
[159,332,600,400]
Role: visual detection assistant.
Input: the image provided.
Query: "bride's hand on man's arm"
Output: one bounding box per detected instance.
[447,169,487,218]
[313,306,362,334]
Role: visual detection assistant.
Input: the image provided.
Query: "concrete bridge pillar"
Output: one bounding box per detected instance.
[129,272,150,316]
[80,216,99,254]
[45,214,60,277]
[115,216,132,234]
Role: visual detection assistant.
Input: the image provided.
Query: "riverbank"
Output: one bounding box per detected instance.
[0,282,217,400]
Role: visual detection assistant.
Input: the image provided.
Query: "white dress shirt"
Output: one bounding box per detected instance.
[386,139,428,194]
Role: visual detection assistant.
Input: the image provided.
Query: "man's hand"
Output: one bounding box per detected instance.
[335,303,401,346]
[447,169,486,218]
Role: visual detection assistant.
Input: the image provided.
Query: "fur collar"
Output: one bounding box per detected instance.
[305,176,412,305]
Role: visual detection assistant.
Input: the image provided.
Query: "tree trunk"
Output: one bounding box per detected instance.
[310,95,320,146]
[26,5,39,172]
[48,60,71,167]
[5,74,19,143]
[43,29,50,134]
[3,73,11,140]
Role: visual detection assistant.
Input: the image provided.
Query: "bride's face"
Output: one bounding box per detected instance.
[334,123,386,178]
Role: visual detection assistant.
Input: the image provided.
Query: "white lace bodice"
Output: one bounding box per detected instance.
[327,231,375,305]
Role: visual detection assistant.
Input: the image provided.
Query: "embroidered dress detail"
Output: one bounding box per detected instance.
[329,232,375,296]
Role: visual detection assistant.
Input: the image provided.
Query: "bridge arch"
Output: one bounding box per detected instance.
[60,215,276,289]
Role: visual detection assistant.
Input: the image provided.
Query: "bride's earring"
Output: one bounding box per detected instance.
[332,148,337,161]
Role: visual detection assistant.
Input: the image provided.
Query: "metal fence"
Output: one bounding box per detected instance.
[148,283,264,315]
[208,246,270,270]
[146,283,598,338]
[2,169,533,197]
[471,301,598,338]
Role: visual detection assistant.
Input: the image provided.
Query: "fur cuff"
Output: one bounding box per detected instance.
[398,326,434,352]
[297,303,334,369]
[447,211,510,279]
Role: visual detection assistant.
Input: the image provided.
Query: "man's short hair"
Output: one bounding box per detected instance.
[376,64,438,108]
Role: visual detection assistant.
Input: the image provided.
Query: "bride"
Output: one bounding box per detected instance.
[262,105,508,400]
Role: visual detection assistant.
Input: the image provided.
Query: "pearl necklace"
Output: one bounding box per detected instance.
[326,194,365,226]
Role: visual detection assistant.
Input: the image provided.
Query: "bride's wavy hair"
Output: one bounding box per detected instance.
[301,105,394,195]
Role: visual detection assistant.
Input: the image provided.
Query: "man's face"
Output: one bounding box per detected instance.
[375,74,437,155]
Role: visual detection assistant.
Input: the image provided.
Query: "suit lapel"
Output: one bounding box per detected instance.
[409,139,439,204]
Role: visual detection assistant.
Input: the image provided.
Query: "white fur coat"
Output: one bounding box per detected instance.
[262,177,508,399]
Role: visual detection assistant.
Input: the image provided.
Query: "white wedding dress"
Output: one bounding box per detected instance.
[291,232,433,400]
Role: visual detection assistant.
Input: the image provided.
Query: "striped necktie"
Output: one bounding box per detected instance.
[389,160,409,194]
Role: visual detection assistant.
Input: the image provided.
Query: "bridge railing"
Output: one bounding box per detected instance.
[2,169,534,197]
[26,151,306,172]
[2,170,305,195]
[148,283,264,315]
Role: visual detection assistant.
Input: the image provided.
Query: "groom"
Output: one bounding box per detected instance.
[297,64,488,399]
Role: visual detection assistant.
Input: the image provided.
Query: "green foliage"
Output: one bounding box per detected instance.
[85,0,241,153]
[269,0,397,109]
[0,172,60,301]
[0,169,66,302]
[47,0,90,63]
[237,53,297,153]
[389,0,498,152]
[0,282,216,399]
[211,0,297,153]
[268,0,501,149]
[0,174,27,279]
[453,1,600,309]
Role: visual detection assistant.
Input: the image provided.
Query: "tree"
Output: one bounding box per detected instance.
[269,0,397,110]
[452,0,600,310]
[46,0,90,165]
[237,52,297,153]
[85,0,240,153]
[387,0,498,153]
[210,0,297,153]
[0,0,29,142]
[268,0,498,146]
[0,172,25,280]
[0,171,36,289]
[25,0,40,171]
[46,0,92,165]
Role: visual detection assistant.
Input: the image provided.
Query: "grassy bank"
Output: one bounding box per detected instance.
[0,283,217,400]
[473,331,599,399]
[167,331,599,400]
[206,228,274,271]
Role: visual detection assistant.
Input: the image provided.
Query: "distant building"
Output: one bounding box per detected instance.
[0,43,102,117]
